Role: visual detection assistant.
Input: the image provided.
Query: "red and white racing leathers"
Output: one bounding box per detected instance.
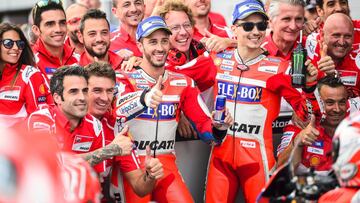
[0,63,51,127]
[32,39,78,80]
[205,49,308,203]
[113,67,224,203]
[277,124,333,175]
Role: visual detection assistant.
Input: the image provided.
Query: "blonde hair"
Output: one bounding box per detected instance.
[157,0,195,26]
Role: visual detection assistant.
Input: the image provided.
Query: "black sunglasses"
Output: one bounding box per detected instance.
[235,21,268,32]
[1,39,26,50]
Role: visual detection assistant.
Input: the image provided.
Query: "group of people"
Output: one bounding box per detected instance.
[1,0,360,202]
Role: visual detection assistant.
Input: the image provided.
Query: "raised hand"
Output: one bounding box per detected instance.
[318,41,336,75]
[295,115,320,146]
[111,125,133,156]
[144,146,164,180]
[145,75,163,109]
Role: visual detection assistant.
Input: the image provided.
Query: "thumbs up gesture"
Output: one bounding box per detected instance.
[110,125,133,156]
[295,115,320,146]
[144,146,164,181]
[145,75,163,109]
[317,41,336,75]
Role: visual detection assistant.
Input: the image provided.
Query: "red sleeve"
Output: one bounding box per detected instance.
[113,72,147,121]
[267,73,309,121]
[180,79,213,137]
[167,54,216,92]
[24,70,52,114]
[276,124,301,156]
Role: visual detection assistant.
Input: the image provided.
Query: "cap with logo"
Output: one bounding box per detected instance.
[232,0,269,25]
[136,16,172,41]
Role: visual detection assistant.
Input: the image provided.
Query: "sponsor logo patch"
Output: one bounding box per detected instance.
[217,81,262,102]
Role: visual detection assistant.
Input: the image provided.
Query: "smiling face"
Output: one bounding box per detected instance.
[1,30,23,64]
[88,76,115,119]
[183,0,211,18]
[323,14,353,62]
[138,29,170,68]
[320,85,347,128]
[33,9,67,49]
[270,3,304,44]
[54,75,89,121]
[164,10,194,53]
[79,18,110,59]
[232,14,267,50]
[112,0,145,27]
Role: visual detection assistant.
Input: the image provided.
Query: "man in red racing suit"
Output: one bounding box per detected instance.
[113,16,230,203]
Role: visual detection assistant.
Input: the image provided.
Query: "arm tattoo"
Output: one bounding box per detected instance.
[84,144,123,166]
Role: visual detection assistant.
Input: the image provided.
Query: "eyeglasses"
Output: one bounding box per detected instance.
[168,22,193,33]
[1,39,26,50]
[235,21,268,32]
[67,17,81,25]
[32,0,63,21]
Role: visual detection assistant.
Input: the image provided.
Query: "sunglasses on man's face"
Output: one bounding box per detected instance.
[1,39,26,50]
[33,0,63,21]
[235,21,268,32]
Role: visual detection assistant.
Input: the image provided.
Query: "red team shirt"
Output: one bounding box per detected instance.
[277,124,333,175]
[0,64,51,127]
[78,50,124,71]
[27,105,139,174]
[110,26,142,57]
[32,39,78,79]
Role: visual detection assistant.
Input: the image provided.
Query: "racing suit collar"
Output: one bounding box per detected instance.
[134,66,169,84]
[34,38,75,64]
[234,48,267,66]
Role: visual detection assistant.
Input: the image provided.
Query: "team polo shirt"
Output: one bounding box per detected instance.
[32,39,78,79]
[79,50,123,71]
[110,26,142,57]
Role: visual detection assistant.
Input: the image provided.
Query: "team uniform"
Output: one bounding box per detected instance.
[208,12,227,27]
[306,33,360,98]
[113,67,224,203]
[205,49,308,203]
[277,124,332,175]
[78,51,124,71]
[0,63,51,127]
[110,27,142,57]
[32,39,78,79]
[193,18,232,42]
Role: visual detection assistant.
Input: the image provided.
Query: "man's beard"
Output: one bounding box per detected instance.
[69,31,81,44]
[143,51,167,68]
[85,43,109,59]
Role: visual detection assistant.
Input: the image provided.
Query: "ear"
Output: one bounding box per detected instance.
[32,24,41,37]
[316,5,324,19]
[53,92,62,105]
[231,24,238,34]
[137,41,144,54]
[111,7,117,16]
[77,31,84,44]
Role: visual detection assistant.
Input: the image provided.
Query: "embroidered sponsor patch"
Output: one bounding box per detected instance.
[0,86,21,101]
[240,140,256,148]
[72,135,94,152]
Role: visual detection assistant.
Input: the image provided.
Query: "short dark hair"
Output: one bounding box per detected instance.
[50,65,89,100]
[32,0,65,27]
[318,75,344,91]
[85,62,116,83]
[79,9,109,33]
[316,0,323,8]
